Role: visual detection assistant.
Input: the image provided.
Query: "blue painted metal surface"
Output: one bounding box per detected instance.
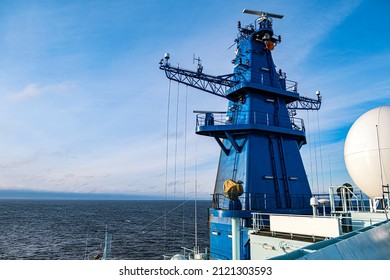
[159,10,322,260]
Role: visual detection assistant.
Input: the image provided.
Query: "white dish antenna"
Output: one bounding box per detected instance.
[344,106,390,198]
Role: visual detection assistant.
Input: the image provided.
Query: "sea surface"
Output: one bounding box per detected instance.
[0,200,210,260]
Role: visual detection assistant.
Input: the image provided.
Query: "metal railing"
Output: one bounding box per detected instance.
[196,111,305,131]
[163,247,209,260]
[251,211,386,237]
[328,186,368,213]
[252,212,271,231]
[285,79,298,92]
[251,212,342,241]
[212,192,312,211]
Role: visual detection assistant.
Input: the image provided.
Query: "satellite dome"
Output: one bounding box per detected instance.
[344,106,390,198]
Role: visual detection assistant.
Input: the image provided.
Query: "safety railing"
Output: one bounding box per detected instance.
[251,212,342,240]
[335,214,387,234]
[252,211,388,241]
[328,186,369,214]
[252,212,271,231]
[251,212,340,230]
[284,79,298,92]
[196,111,305,131]
[163,247,209,260]
[211,192,312,211]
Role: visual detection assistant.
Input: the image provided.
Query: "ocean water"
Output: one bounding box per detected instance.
[0,200,210,260]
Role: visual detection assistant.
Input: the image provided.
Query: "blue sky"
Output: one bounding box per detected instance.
[0,0,389,199]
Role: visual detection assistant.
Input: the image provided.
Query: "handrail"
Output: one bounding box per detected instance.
[328,186,370,214]
[196,110,305,131]
[212,192,312,211]
[251,211,386,236]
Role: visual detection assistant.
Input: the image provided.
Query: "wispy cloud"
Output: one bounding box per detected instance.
[303,51,390,132]
[7,81,75,101]
[278,0,363,69]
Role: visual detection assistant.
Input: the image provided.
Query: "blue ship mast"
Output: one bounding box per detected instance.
[159,9,322,260]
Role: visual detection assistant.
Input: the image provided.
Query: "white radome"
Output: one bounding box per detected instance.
[344,106,390,198]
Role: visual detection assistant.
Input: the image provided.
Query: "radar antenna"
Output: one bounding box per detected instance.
[243,9,284,19]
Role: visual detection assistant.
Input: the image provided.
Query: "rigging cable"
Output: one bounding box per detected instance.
[328,153,333,187]
[173,82,180,199]
[132,198,196,234]
[182,85,188,246]
[316,110,325,194]
[312,111,319,194]
[194,137,198,251]
[164,79,172,254]
[306,110,314,190]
